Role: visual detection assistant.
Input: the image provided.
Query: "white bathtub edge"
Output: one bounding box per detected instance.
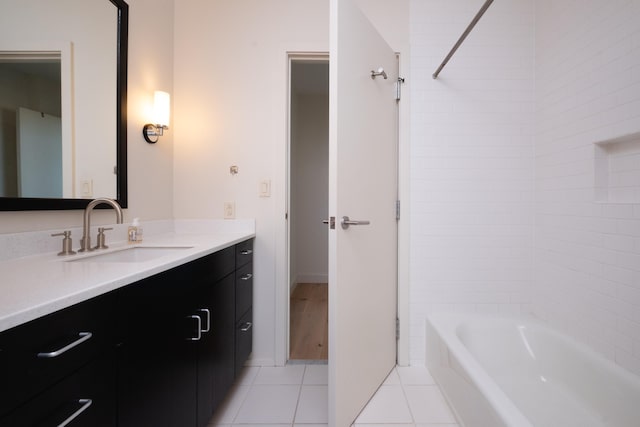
[426,313,534,427]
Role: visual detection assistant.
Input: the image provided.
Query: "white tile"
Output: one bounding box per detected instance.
[415,424,458,427]
[382,367,401,385]
[295,425,328,427]
[235,366,260,385]
[396,366,435,385]
[233,425,291,427]
[404,386,457,424]
[207,384,250,425]
[354,385,413,424]
[234,384,300,424]
[354,424,415,427]
[303,364,328,385]
[253,365,305,385]
[295,385,328,424]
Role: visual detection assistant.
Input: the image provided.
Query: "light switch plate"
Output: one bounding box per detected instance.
[259,180,271,197]
[80,179,93,197]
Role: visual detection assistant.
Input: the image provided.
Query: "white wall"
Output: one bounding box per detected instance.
[291,91,329,287]
[173,0,330,366]
[0,0,175,233]
[409,0,536,364]
[534,0,640,374]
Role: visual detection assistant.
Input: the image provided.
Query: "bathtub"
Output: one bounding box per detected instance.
[425,314,640,427]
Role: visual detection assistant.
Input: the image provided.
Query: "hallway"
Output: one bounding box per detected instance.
[290,283,328,360]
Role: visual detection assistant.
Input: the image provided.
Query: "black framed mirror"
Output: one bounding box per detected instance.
[0,0,128,210]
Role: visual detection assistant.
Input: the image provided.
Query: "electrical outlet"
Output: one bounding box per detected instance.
[223,202,235,219]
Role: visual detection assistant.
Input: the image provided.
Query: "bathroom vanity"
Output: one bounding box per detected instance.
[0,226,254,427]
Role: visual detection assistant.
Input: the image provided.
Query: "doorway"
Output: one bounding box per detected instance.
[287,56,329,362]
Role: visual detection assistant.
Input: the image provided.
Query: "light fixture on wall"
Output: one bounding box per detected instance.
[142,91,170,143]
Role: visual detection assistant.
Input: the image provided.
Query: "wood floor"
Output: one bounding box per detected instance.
[289,283,328,360]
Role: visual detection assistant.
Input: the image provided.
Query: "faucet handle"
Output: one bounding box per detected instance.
[51,231,77,256]
[94,227,113,250]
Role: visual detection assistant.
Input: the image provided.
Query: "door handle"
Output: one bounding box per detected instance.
[197,308,210,333]
[57,398,92,427]
[186,315,202,341]
[341,216,370,230]
[37,332,92,358]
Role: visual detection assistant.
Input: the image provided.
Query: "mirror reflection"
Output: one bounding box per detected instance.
[0,53,63,198]
[0,0,128,210]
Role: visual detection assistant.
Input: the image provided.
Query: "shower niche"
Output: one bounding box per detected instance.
[594,132,640,204]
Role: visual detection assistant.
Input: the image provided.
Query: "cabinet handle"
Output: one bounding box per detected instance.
[240,249,253,255]
[240,273,253,281]
[186,315,202,341]
[57,398,92,427]
[240,322,253,332]
[197,308,211,333]
[37,332,92,358]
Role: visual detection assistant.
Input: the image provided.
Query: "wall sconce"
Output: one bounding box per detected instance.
[142,91,170,143]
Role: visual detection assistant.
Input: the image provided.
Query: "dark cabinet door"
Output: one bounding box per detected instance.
[196,273,235,426]
[235,308,253,377]
[116,266,198,427]
[0,352,116,427]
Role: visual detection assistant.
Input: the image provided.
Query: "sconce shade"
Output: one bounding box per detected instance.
[143,90,171,143]
[153,91,170,127]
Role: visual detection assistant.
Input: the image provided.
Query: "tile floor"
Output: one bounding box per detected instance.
[207,364,459,427]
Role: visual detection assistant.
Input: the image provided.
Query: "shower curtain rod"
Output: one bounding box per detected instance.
[432,0,494,79]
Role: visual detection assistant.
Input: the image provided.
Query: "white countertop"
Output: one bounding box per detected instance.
[0,220,255,333]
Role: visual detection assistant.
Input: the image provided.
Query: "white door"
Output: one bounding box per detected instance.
[16,107,63,198]
[328,0,398,425]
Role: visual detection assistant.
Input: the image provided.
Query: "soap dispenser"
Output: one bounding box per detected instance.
[128,218,143,243]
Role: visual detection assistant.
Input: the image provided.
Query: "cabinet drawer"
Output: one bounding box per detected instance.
[0,352,116,427]
[235,239,253,269]
[235,262,253,321]
[235,309,253,378]
[0,292,116,416]
[187,246,235,285]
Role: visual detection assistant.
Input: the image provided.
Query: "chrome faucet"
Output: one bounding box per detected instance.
[79,198,123,252]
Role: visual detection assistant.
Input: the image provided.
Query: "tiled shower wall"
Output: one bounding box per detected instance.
[409,0,536,364]
[534,0,640,374]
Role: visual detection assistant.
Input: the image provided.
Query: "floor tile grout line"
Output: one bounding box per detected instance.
[291,365,307,425]
[229,366,261,425]
[397,369,417,425]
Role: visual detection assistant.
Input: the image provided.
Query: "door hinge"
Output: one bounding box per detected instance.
[396,200,401,220]
[396,317,400,340]
[395,77,405,101]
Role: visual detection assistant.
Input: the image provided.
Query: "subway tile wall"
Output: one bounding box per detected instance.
[409,0,536,364]
[534,0,640,374]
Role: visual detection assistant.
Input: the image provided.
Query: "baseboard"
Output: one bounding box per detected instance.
[244,357,277,367]
[295,274,328,284]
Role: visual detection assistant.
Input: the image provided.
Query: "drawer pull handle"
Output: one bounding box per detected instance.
[197,308,211,333]
[240,322,253,332]
[240,273,253,281]
[57,398,92,427]
[37,332,92,358]
[240,249,253,255]
[186,315,202,341]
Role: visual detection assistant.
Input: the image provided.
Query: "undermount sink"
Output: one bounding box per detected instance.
[68,246,193,263]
